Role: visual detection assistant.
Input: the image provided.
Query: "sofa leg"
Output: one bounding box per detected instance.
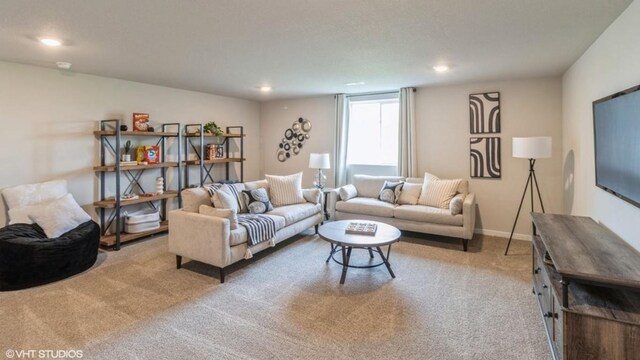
[315,224,319,234]
[219,267,225,283]
[462,239,468,252]
[176,255,182,269]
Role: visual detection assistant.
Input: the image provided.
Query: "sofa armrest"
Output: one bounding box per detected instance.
[168,209,231,268]
[462,193,476,240]
[302,188,321,205]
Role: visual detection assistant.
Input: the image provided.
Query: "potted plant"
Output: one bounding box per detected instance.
[122,140,132,162]
[203,121,225,145]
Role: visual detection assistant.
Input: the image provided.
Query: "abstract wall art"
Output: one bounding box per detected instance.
[469,92,500,134]
[470,137,501,178]
[277,117,312,162]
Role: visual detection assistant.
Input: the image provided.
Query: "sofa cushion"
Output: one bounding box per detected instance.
[394,205,464,226]
[352,175,404,198]
[181,187,211,213]
[267,202,321,226]
[228,214,286,246]
[378,181,404,204]
[199,205,238,230]
[335,197,395,218]
[339,184,357,201]
[397,182,422,205]
[418,178,461,209]
[266,173,305,207]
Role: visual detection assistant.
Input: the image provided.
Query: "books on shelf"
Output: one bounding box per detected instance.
[120,161,139,166]
[345,222,377,236]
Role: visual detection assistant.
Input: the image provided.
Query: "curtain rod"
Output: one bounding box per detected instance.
[337,88,416,98]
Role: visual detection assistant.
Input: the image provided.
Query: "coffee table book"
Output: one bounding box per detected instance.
[345,222,377,236]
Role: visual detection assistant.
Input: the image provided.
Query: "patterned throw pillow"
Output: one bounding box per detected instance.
[418,178,462,209]
[242,188,274,214]
[265,173,305,207]
[378,181,404,204]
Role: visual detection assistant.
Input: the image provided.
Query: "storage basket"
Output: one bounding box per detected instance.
[124,209,160,233]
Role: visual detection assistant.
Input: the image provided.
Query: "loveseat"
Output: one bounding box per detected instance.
[169,179,323,282]
[333,175,476,251]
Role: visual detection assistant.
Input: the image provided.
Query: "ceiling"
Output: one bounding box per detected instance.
[0,0,632,101]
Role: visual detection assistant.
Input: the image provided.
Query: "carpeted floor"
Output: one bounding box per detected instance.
[0,231,550,359]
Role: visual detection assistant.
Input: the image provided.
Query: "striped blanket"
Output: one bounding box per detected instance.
[237,214,277,247]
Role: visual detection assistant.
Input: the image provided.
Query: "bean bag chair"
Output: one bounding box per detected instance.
[0,220,100,291]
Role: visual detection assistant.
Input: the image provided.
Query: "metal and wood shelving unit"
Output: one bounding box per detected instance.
[183,124,245,186]
[94,119,182,250]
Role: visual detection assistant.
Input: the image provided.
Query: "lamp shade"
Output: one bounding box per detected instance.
[309,153,330,169]
[512,137,552,159]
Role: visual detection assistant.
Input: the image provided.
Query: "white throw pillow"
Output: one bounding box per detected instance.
[210,185,240,212]
[397,183,422,205]
[7,199,58,225]
[2,179,68,224]
[265,173,305,207]
[339,184,358,201]
[418,178,462,209]
[199,205,238,230]
[449,193,465,215]
[27,194,92,238]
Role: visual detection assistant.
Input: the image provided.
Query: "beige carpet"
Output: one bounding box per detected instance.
[0,230,550,359]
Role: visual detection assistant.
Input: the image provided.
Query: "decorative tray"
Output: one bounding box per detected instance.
[345,222,377,236]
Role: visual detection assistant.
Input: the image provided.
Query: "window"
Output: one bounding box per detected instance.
[346,94,399,166]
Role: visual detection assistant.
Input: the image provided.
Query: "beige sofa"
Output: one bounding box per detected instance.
[168,180,323,282]
[334,175,476,251]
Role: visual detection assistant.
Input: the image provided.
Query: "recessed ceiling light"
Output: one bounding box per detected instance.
[433,65,449,73]
[260,86,272,92]
[56,62,72,70]
[39,37,63,47]
[345,81,365,86]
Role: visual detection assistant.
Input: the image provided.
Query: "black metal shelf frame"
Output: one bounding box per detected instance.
[96,119,182,250]
[183,125,244,186]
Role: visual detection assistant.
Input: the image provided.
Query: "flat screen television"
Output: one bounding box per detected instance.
[592,84,640,208]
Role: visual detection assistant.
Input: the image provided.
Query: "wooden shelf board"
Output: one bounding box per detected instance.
[93,191,178,208]
[94,130,179,137]
[100,221,168,247]
[93,162,179,172]
[183,158,244,165]
[184,133,245,138]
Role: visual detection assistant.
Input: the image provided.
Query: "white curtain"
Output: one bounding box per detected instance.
[398,87,417,177]
[334,94,349,187]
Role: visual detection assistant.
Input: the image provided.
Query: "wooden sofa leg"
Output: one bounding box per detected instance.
[315,224,319,234]
[176,255,182,269]
[462,239,468,252]
[219,267,225,283]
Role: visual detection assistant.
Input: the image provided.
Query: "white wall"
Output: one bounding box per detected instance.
[0,61,260,226]
[259,96,336,187]
[562,0,640,250]
[259,78,563,238]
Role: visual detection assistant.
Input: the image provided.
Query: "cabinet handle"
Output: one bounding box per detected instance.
[534,267,541,274]
[543,312,559,319]
[543,284,548,289]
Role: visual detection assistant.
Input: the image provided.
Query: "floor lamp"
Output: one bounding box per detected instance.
[505,137,552,255]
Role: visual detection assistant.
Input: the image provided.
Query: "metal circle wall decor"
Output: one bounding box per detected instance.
[277,117,312,162]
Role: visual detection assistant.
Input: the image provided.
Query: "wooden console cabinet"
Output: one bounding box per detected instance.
[531,213,640,360]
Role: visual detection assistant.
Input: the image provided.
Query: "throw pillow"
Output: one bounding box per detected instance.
[378,181,404,204]
[397,183,422,205]
[209,184,242,212]
[450,193,465,215]
[242,188,273,214]
[199,204,238,230]
[2,179,69,224]
[27,193,92,238]
[418,178,462,209]
[265,173,305,207]
[339,184,357,201]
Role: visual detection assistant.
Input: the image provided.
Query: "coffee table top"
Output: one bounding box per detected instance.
[318,220,401,247]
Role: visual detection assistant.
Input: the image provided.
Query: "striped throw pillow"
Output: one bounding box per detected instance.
[418,178,461,209]
[265,173,306,207]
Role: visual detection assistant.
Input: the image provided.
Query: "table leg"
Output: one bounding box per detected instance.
[377,246,396,279]
[326,243,335,263]
[340,246,350,284]
[368,247,374,258]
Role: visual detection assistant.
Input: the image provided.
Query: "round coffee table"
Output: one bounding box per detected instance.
[318,220,401,284]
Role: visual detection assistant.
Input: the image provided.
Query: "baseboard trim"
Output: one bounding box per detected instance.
[474,228,531,241]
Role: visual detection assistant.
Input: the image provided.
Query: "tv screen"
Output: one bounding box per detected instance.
[593,84,640,208]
